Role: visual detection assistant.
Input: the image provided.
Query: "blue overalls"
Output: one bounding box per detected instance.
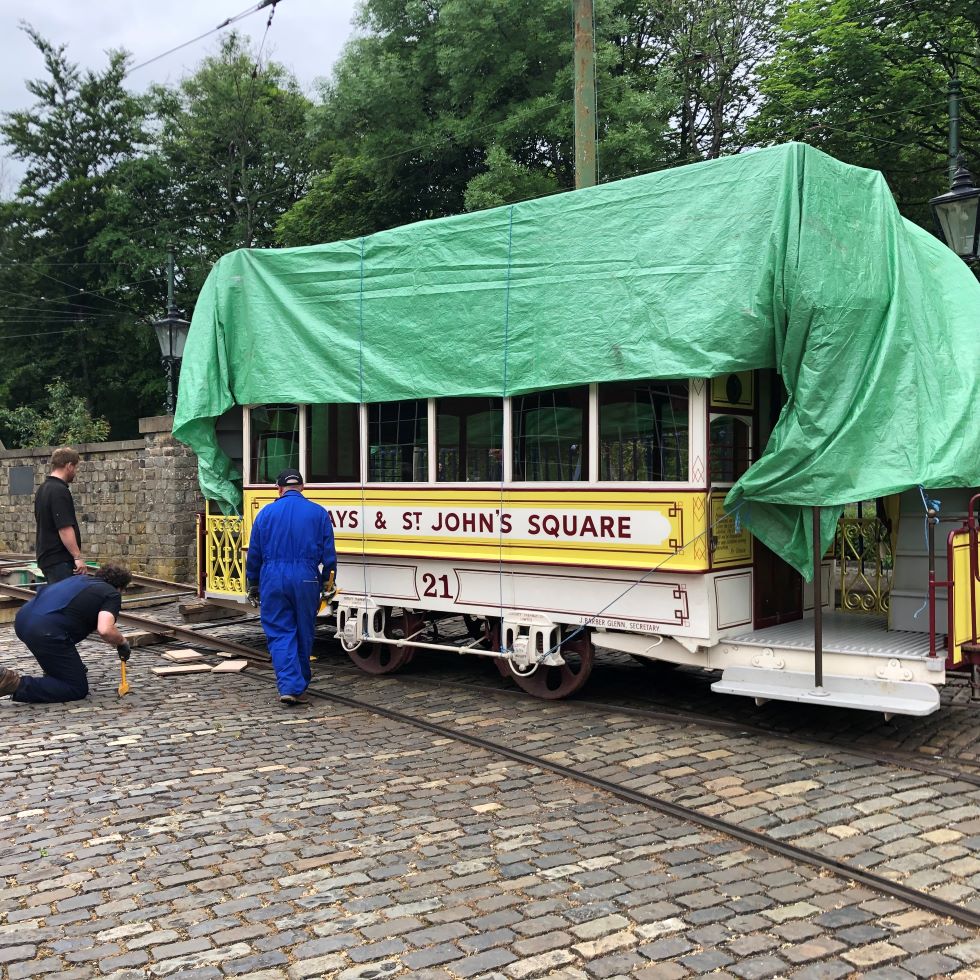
[13,575,100,703]
[245,491,336,697]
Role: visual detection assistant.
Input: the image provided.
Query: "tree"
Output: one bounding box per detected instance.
[749,0,979,228]
[153,33,315,291]
[630,0,785,162]
[0,25,161,438]
[0,378,110,448]
[277,0,678,245]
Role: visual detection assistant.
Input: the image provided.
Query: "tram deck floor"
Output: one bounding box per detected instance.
[726,612,936,658]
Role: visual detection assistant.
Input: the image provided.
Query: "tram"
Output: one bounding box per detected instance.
[175,143,980,717]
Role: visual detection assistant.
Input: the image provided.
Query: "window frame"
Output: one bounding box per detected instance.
[243,380,703,489]
[707,411,754,489]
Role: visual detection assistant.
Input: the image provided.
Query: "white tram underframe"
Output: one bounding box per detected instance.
[317,553,945,717]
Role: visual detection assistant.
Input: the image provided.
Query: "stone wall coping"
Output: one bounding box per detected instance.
[138,415,175,435]
[1,438,145,460]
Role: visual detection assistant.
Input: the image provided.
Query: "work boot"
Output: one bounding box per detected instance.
[279,693,310,707]
[0,667,21,697]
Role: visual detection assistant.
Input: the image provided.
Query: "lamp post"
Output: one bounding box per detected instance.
[152,250,191,415]
[930,159,980,265]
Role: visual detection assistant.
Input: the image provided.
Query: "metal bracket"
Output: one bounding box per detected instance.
[500,613,564,671]
[336,597,383,651]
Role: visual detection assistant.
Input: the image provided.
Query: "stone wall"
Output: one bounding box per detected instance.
[0,416,204,584]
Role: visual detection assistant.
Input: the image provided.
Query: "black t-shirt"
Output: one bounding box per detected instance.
[35,475,81,568]
[59,580,121,643]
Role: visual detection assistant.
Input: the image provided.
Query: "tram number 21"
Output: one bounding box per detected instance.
[419,571,456,601]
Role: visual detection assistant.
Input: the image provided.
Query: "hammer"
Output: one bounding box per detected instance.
[117,641,132,697]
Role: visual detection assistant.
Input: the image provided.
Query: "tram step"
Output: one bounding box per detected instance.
[711,666,941,716]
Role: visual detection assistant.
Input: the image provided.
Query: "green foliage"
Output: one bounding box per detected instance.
[0,25,162,439]
[278,0,684,244]
[0,379,110,448]
[154,33,315,290]
[463,145,559,211]
[750,0,979,228]
[0,29,315,436]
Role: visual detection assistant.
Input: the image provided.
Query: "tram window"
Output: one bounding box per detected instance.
[598,381,689,482]
[709,414,752,483]
[437,398,503,482]
[307,404,360,483]
[368,400,428,482]
[512,386,588,481]
[250,404,300,484]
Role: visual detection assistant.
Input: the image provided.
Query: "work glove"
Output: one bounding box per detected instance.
[117,641,132,663]
[246,580,260,608]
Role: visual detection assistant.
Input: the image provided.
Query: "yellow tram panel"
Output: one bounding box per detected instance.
[949,528,976,668]
[240,488,752,574]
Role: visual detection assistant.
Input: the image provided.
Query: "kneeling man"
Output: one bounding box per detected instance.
[0,563,133,703]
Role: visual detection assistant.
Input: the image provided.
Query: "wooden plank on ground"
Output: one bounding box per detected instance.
[151,664,214,676]
[211,660,249,673]
[162,648,205,662]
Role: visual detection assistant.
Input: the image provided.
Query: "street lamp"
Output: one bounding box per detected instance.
[152,250,190,415]
[930,160,980,265]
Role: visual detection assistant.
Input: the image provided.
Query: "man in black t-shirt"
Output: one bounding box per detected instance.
[0,564,133,704]
[34,446,85,584]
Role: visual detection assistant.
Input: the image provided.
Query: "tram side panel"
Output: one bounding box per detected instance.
[221,486,759,663]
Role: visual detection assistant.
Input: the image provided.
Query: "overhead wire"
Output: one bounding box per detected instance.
[125,0,283,77]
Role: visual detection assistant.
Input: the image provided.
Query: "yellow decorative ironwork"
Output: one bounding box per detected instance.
[205,510,245,595]
[837,516,892,614]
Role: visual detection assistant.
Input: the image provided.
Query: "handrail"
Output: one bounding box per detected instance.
[970,494,980,585]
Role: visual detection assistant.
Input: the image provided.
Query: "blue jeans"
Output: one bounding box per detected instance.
[12,619,88,703]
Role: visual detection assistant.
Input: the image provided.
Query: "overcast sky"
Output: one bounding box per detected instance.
[0,0,361,189]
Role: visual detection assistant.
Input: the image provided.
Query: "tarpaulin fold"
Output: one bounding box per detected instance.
[173,142,980,577]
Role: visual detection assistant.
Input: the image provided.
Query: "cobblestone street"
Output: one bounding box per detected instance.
[5,616,980,979]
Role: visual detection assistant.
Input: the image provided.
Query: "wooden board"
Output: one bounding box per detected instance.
[162,648,205,663]
[151,664,214,676]
[211,660,249,673]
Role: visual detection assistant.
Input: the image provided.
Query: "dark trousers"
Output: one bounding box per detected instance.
[40,561,74,584]
[12,619,88,704]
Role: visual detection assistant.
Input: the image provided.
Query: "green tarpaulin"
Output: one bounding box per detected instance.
[173,142,980,577]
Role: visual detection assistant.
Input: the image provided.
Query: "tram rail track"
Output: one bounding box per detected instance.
[315,660,980,787]
[164,623,980,931]
[4,590,980,928]
[87,599,980,785]
[112,612,980,930]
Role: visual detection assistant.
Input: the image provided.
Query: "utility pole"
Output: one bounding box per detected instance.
[573,0,597,189]
[949,75,961,189]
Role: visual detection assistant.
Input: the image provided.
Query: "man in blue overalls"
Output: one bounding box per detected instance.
[0,563,133,703]
[245,469,337,706]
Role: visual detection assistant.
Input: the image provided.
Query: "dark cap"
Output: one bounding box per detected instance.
[276,468,304,487]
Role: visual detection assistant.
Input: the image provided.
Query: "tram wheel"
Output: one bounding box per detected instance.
[345,608,422,675]
[495,626,595,700]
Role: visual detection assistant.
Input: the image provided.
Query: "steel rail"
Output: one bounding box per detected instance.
[0,553,196,593]
[0,582,266,661]
[292,679,980,929]
[4,588,978,925]
[314,661,980,788]
[93,597,980,789]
